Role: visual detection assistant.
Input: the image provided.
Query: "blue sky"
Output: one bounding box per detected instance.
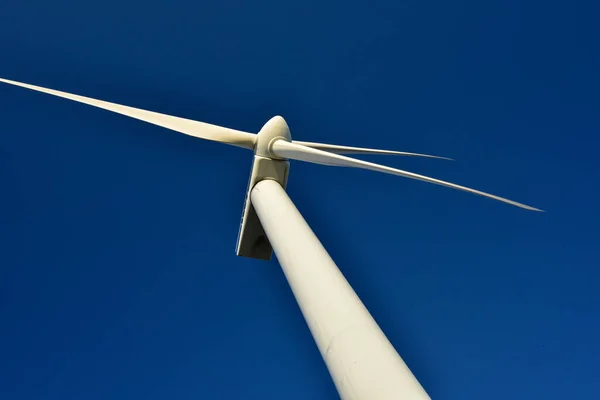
[1,0,598,399]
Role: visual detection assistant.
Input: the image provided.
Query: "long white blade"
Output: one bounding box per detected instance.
[0,78,256,149]
[293,140,452,160]
[272,140,542,211]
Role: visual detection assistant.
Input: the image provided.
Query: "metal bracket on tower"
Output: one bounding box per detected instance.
[235,155,289,260]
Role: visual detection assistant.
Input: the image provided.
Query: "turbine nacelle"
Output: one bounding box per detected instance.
[233,116,295,260]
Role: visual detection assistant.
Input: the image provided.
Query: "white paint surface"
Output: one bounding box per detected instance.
[251,179,431,400]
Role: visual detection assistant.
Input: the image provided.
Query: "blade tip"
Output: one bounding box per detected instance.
[418,153,454,161]
[523,205,545,212]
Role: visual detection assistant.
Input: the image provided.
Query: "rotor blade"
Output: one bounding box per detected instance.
[0,78,256,149]
[272,140,542,211]
[293,140,453,160]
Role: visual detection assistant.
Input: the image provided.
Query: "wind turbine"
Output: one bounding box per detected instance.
[0,77,542,400]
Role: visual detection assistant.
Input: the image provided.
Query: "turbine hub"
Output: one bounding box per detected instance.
[255,116,291,159]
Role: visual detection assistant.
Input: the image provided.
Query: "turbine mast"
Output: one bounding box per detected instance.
[251,179,430,400]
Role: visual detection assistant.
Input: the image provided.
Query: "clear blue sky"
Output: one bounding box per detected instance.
[1,1,598,399]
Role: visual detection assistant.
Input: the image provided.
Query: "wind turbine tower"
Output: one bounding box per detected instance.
[0,77,542,399]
